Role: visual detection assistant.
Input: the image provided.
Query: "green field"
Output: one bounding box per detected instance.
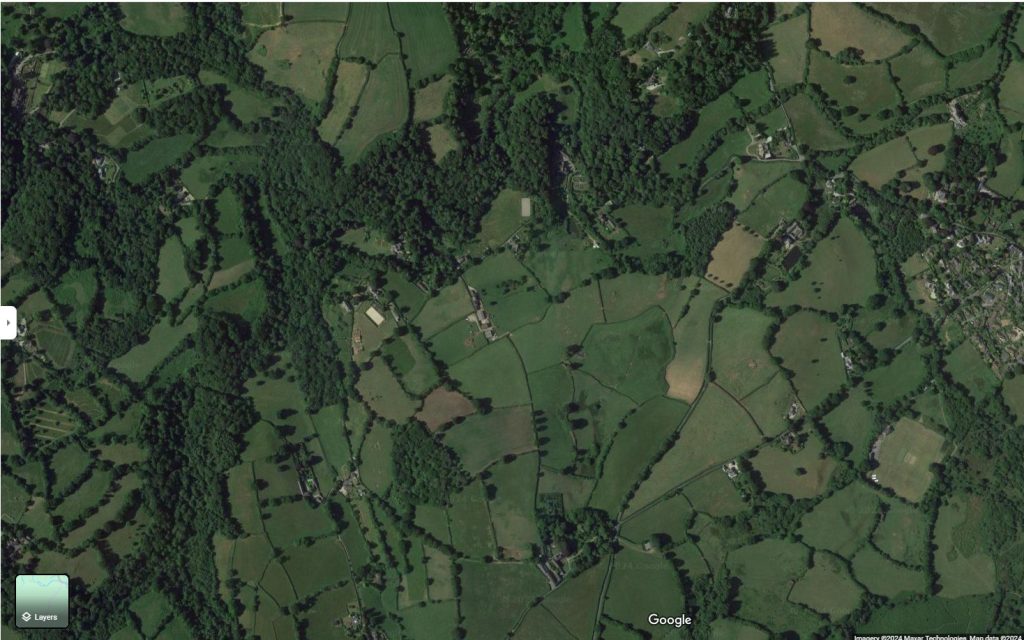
[120,3,187,36]
[798,481,879,557]
[773,310,845,410]
[391,3,459,84]
[581,307,673,404]
[934,495,996,598]
[768,217,878,312]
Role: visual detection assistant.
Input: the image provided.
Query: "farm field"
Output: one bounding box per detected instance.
[2,5,1020,638]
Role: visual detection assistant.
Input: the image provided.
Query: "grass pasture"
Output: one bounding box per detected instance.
[872,3,1008,56]
[467,188,527,253]
[752,433,835,498]
[768,217,878,312]
[705,224,764,289]
[590,396,689,513]
[864,344,928,402]
[852,545,927,598]
[873,418,944,504]
[123,134,196,183]
[390,3,459,83]
[249,21,343,105]
[891,44,948,103]
[538,557,606,640]
[413,282,474,338]
[356,360,418,422]
[413,75,453,122]
[461,561,547,639]
[625,386,758,513]
[337,2,400,62]
[181,155,258,199]
[110,315,197,382]
[788,551,863,620]
[317,61,369,144]
[784,93,850,150]
[810,4,910,60]
[873,499,930,566]
[603,548,684,634]
[727,539,819,636]
[450,338,530,407]
[156,236,189,301]
[415,387,475,432]
[773,310,845,410]
[850,135,918,188]
[737,175,807,236]
[511,283,603,373]
[798,481,878,557]
[933,495,997,599]
[383,334,439,396]
[120,3,186,36]
[581,306,673,404]
[946,340,999,399]
[769,14,809,89]
[335,57,408,163]
[664,283,722,403]
[486,453,540,559]
[428,123,459,162]
[711,307,777,399]
[611,3,669,39]
[444,406,534,474]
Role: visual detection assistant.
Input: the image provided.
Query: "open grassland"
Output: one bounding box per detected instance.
[769,14,809,89]
[625,386,758,513]
[873,499,931,565]
[810,4,910,60]
[871,3,1008,55]
[737,175,808,236]
[413,75,453,122]
[620,492,692,546]
[337,2,400,61]
[603,547,685,635]
[581,307,673,404]
[752,433,834,498]
[182,155,258,198]
[461,561,547,639]
[123,134,196,183]
[120,3,186,36]
[788,551,863,620]
[946,340,1000,399]
[768,217,878,312]
[611,3,669,38]
[773,310,845,410]
[444,406,534,475]
[533,559,605,639]
[249,21,343,105]
[711,307,777,399]
[450,338,530,408]
[356,360,419,422]
[512,284,602,373]
[486,453,540,559]
[318,61,368,144]
[864,344,927,402]
[784,93,850,150]
[683,470,747,517]
[391,3,459,84]
[336,54,409,162]
[934,495,996,598]
[727,539,819,636]
[852,545,927,598]
[665,283,724,402]
[590,396,689,513]
[110,315,197,382]
[851,135,919,188]
[798,481,878,557]
[705,224,764,289]
[891,45,947,104]
[428,123,459,162]
[466,189,527,254]
[819,391,876,456]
